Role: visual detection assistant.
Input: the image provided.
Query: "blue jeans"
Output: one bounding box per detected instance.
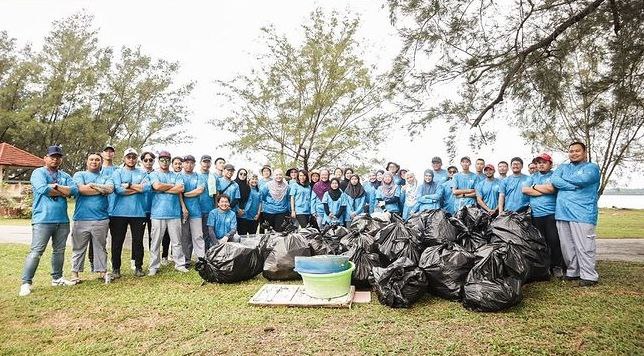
[21,223,70,284]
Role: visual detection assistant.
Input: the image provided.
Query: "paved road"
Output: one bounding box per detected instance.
[1,225,642,263]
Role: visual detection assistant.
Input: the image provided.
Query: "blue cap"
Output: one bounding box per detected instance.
[47,145,64,157]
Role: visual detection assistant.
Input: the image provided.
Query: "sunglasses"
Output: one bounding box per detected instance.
[125,155,137,159]
[448,170,457,174]
[143,158,154,163]
[239,172,247,176]
[159,158,170,163]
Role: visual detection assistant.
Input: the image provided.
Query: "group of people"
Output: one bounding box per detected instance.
[18,141,601,296]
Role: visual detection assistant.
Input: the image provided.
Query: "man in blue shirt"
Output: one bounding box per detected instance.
[550,142,601,286]
[20,145,79,297]
[148,150,187,275]
[110,148,149,278]
[452,157,477,211]
[207,157,226,199]
[498,157,530,213]
[475,164,501,216]
[430,156,448,185]
[70,153,114,283]
[522,153,564,278]
[497,161,509,180]
[179,155,206,264]
[474,158,486,183]
[217,164,241,210]
[197,155,214,249]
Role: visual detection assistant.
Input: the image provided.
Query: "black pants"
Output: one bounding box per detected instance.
[110,216,146,270]
[295,214,310,228]
[162,231,170,258]
[532,214,565,269]
[263,212,287,232]
[134,213,153,260]
[237,218,259,235]
[258,212,266,233]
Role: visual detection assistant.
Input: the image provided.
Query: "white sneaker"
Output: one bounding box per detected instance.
[174,266,189,273]
[130,260,136,271]
[19,283,31,296]
[160,258,170,266]
[51,277,77,286]
[148,268,158,276]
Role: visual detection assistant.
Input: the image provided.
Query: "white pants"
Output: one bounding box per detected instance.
[181,217,205,261]
[150,219,185,270]
[556,220,599,281]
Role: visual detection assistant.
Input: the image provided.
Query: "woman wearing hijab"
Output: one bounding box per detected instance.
[322,178,347,226]
[401,172,418,220]
[233,169,250,234]
[340,167,353,191]
[343,174,368,224]
[311,169,331,228]
[364,171,380,214]
[259,169,291,232]
[414,169,443,214]
[238,173,261,235]
[376,172,402,215]
[290,169,312,228]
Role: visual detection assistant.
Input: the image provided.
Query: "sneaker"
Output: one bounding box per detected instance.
[563,275,580,281]
[160,258,170,266]
[51,277,77,286]
[104,273,111,284]
[552,267,564,279]
[174,266,189,273]
[148,268,158,276]
[19,283,31,297]
[130,260,136,271]
[112,269,121,279]
[134,268,145,277]
[578,279,598,287]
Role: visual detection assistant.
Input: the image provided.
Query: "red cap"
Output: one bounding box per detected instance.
[483,164,495,171]
[533,153,552,163]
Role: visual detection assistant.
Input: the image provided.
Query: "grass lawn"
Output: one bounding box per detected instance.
[1,244,642,355]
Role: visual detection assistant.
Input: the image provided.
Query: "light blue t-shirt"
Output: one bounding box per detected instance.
[259,183,290,214]
[363,183,378,214]
[290,183,312,214]
[216,177,241,209]
[500,174,531,212]
[344,192,368,220]
[73,170,113,221]
[454,172,478,209]
[375,185,402,213]
[111,167,149,218]
[414,184,443,212]
[441,179,456,215]
[242,188,261,220]
[31,167,78,224]
[475,178,501,211]
[525,171,557,218]
[182,172,206,218]
[149,171,184,219]
[551,162,600,225]
[101,165,117,215]
[432,169,448,185]
[207,208,237,239]
[322,191,347,225]
[197,171,214,216]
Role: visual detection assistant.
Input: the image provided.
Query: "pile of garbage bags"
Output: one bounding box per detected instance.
[196,207,551,312]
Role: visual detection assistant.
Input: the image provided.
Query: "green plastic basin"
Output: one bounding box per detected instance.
[298,261,355,299]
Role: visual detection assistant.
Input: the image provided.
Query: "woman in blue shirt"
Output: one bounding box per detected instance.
[259,168,290,232]
[322,178,347,226]
[414,170,443,213]
[343,174,368,225]
[290,169,312,228]
[237,170,261,235]
[207,194,238,244]
[376,172,402,215]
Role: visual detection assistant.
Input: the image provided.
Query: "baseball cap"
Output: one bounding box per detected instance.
[123,148,138,157]
[103,144,115,151]
[484,164,495,171]
[200,154,212,162]
[533,153,552,163]
[460,156,471,163]
[158,150,171,158]
[183,154,196,162]
[46,145,64,157]
[223,163,235,171]
[431,156,442,164]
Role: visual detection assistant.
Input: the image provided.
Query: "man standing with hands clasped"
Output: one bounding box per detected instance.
[19,145,79,296]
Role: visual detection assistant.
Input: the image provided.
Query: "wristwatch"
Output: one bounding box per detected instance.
[127,182,132,189]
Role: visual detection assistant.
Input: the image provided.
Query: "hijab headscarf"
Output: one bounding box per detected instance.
[313,176,331,200]
[379,172,397,199]
[328,178,342,201]
[345,174,365,199]
[268,177,288,201]
[403,172,417,206]
[340,168,353,191]
[420,169,438,196]
[235,169,251,207]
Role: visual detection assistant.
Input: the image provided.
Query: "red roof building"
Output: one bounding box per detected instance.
[0,142,44,168]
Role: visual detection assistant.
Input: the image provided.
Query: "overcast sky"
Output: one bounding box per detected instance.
[2,0,641,187]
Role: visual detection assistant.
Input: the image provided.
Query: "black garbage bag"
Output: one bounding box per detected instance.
[340,230,377,252]
[325,225,350,239]
[449,207,492,252]
[462,244,525,312]
[302,225,347,255]
[343,246,381,289]
[418,242,477,300]
[407,209,457,247]
[195,235,268,283]
[262,232,312,280]
[489,210,551,282]
[369,257,428,308]
[349,213,389,237]
[376,215,424,266]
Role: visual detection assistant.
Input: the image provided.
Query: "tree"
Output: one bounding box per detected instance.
[0,12,193,173]
[215,9,392,171]
[387,0,643,192]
